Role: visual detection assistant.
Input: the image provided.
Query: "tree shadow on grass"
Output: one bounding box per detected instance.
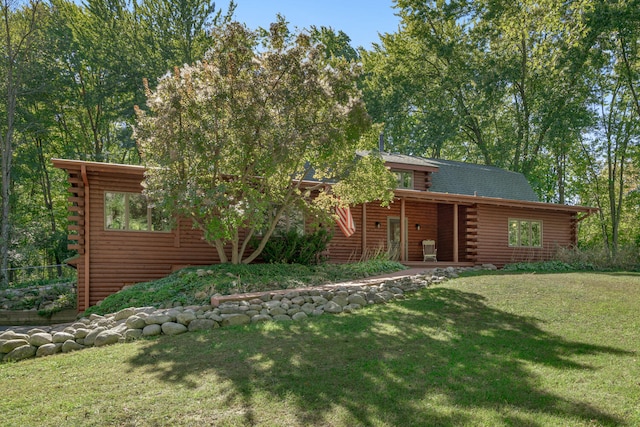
[126,288,633,426]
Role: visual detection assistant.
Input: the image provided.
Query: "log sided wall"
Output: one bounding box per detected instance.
[474,205,576,267]
[54,159,589,311]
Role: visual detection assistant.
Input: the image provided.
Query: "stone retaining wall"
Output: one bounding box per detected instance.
[0,266,492,363]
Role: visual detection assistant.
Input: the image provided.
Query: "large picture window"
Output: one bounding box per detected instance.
[105,192,170,232]
[508,219,542,247]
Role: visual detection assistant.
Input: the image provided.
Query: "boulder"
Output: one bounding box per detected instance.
[74,328,91,339]
[62,340,85,353]
[272,314,292,321]
[323,301,343,314]
[1,339,29,353]
[187,319,218,332]
[142,324,162,337]
[36,343,60,357]
[83,326,107,346]
[94,330,122,347]
[176,310,196,326]
[28,333,53,347]
[52,332,75,344]
[124,329,143,341]
[4,344,36,362]
[251,314,272,323]
[161,322,187,335]
[125,315,147,330]
[347,294,367,306]
[114,307,137,321]
[220,314,250,327]
[145,314,172,325]
[291,311,308,321]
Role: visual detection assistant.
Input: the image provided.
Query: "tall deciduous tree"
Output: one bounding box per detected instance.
[135,20,395,264]
[0,0,43,286]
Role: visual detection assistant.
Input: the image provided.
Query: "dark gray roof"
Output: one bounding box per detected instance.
[427,158,539,202]
[356,150,439,169]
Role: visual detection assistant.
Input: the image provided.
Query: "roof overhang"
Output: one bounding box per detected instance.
[52,158,146,176]
[394,188,597,215]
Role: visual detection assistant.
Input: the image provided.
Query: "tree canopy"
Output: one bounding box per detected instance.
[135,19,395,264]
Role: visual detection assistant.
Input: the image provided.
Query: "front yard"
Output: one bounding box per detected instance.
[1,272,638,426]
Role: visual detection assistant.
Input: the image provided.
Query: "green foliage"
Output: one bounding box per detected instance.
[82,260,406,316]
[259,229,332,265]
[136,18,394,264]
[502,261,577,273]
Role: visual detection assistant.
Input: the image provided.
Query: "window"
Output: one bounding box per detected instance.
[508,219,542,247]
[392,170,414,189]
[104,192,170,232]
[275,206,305,235]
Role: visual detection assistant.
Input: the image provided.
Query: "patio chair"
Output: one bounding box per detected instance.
[422,240,437,262]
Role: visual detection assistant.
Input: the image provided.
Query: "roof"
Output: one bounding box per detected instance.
[426,158,539,202]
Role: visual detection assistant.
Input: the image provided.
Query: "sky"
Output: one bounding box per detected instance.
[229,0,401,50]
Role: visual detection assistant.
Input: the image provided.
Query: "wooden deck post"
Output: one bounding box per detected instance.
[361,203,367,258]
[400,198,406,261]
[453,203,459,263]
[81,165,90,310]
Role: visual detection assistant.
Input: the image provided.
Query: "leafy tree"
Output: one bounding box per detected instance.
[362,0,594,202]
[135,20,395,264]
[0,0,45,286]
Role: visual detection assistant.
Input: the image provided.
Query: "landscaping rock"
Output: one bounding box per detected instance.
[52,332,75,344]
[83,327,107,346]
[4,344,36,361]
[251,314,272,323]
[323,301,343,314]
[272,314,292,321]
[124,329,143,341]
[125,315,147,330]
[142,324,162,337]
[36,343,59,357]
[1,339,29,353]
[94,330,122,347]
[145,314,172,325]
[161,322,187,335]
[62,340,84,353]
[176,310,196,326]
[221,314,250,327]
[29,333,53,347]
[291,311,308,321]
[114,307,137,321]
[188,319,218,331]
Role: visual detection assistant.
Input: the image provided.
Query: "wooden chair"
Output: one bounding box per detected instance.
[422,240,437,262]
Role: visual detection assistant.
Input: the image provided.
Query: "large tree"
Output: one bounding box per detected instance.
[135,20,395,264]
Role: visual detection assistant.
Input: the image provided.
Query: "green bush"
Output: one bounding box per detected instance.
[82,260,406,316]
[259,229,332,265]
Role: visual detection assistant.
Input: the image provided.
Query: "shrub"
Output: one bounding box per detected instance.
[259,229,332,265]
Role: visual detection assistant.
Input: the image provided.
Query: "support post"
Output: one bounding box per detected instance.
[81,165,90,310]
[400,198,406,262]
[453,203,459,263]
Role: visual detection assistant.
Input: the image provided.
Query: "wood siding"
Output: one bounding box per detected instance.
[54,159,589,311]
[474,205,575,267]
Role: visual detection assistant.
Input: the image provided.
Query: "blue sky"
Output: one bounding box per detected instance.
[230,0,401,49]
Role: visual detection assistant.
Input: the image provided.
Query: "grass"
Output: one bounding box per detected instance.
[2,272,639,426]
[83,259,406,316]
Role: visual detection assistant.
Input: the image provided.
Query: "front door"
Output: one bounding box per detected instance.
[387,217,407,261]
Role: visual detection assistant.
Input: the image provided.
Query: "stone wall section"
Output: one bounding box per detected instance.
[0,266,494,363]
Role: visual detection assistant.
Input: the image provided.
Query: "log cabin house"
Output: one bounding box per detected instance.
[53,154,595,311]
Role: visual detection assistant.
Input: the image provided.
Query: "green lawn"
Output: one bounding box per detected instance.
[1,272,638,426]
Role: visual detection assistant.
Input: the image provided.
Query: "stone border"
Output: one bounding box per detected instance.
[0,266,493,362]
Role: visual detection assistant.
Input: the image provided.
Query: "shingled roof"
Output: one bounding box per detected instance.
[425,158,539,202]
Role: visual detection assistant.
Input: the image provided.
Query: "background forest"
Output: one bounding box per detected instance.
[0,0,638,286]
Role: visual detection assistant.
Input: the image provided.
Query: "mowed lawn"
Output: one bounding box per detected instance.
[1,272,638,426]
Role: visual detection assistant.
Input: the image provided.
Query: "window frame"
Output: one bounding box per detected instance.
[508,218,543,248]
[392,169,414,189]
[104,191,171,233]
